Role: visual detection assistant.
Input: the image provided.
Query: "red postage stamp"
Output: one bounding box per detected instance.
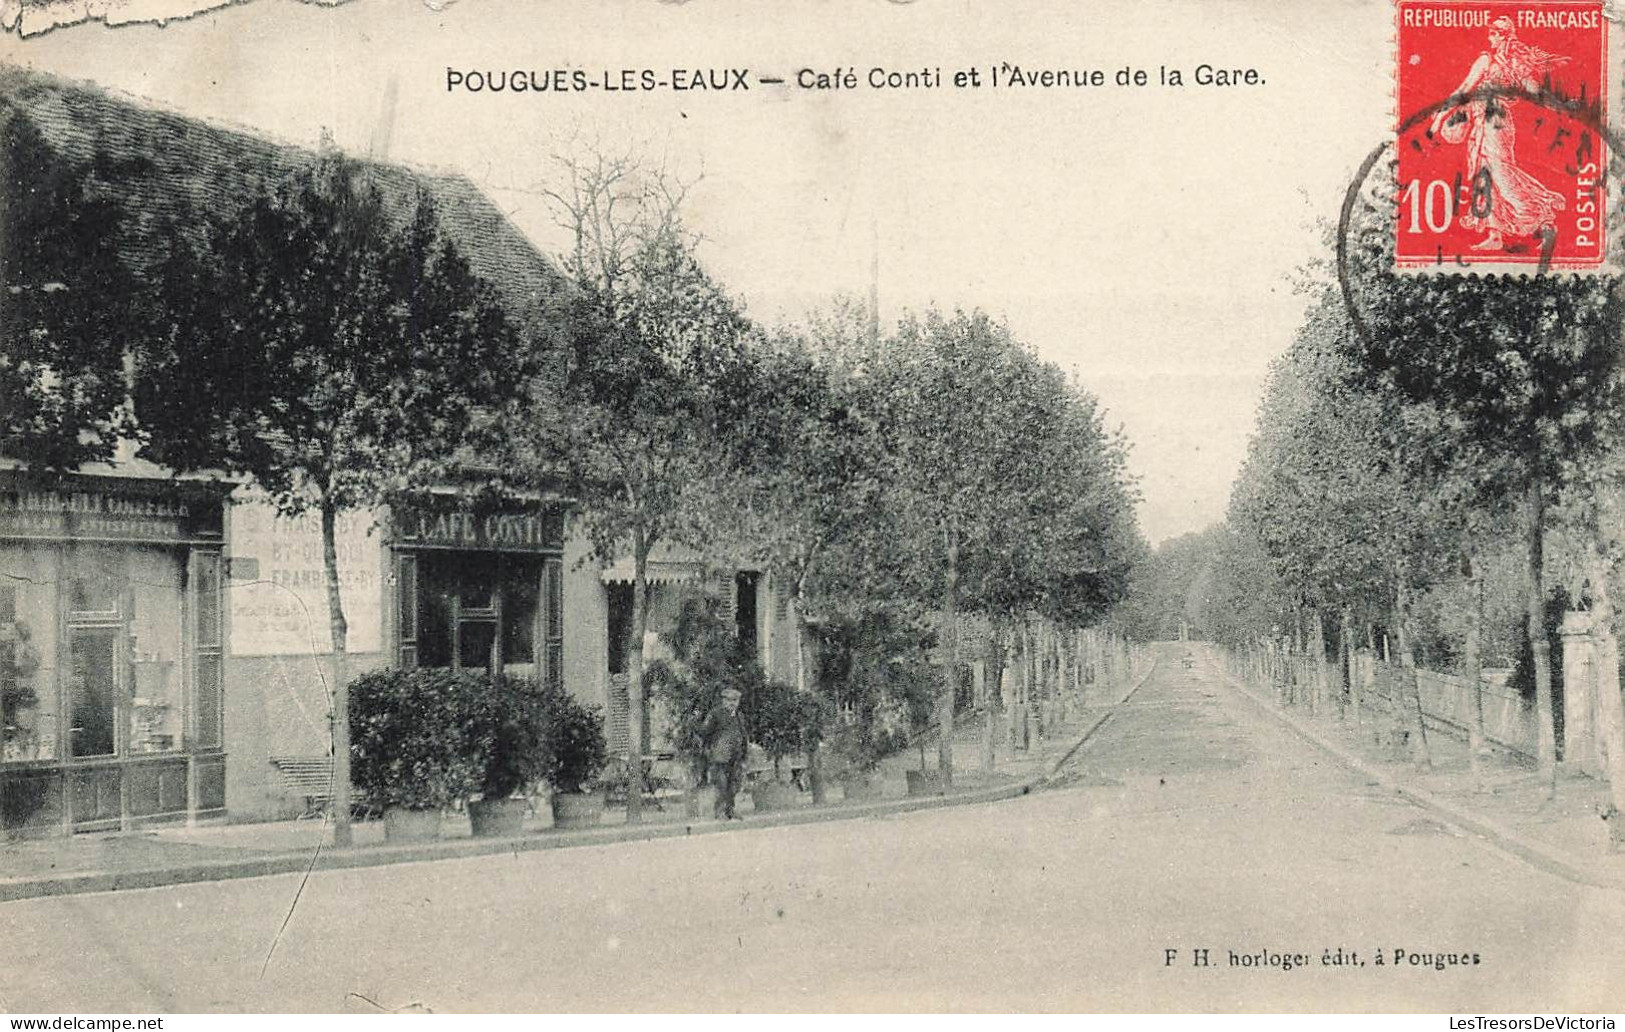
[1395,0,1609,271]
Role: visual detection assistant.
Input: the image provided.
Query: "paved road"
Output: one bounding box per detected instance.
[4,645,1621,1012]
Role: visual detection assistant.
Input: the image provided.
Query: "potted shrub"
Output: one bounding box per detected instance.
[815,610,939,803]
[747,680,829,813]
[539,686,609,830]
[898,665,944,797]
[349,668,483,842]
[827,722,896,803]
[465,677,549,838]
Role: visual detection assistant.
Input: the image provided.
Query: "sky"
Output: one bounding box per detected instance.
[0,0,1395,544]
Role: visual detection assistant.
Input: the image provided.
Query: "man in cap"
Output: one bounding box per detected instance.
[700,687,748,819]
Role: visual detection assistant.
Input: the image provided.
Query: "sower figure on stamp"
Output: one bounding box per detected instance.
[700,687,748,820]
[1429,16,1570,251]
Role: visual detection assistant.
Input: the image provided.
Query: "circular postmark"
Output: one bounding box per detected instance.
[1336,80,1621,350]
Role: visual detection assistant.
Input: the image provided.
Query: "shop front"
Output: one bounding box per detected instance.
[0,471,229,836]
[386,497,567,684]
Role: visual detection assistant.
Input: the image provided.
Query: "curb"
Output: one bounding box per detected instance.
[1039,653,1160,785]
[1215,661,1625,893]
[0,659,1158,905]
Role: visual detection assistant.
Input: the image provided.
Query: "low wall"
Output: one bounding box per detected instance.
[1411,667,1539,758]
[1229,645,1540,760]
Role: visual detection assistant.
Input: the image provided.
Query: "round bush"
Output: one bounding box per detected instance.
[538,686,607,794]
[349,668,485,811]
[464,676,550,799]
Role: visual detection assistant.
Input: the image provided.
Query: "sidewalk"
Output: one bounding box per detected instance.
[1215,652,1625,891]
[0,659,1154,904]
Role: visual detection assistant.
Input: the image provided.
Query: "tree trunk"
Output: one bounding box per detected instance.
[1001,617,1014,747]
[939,526,959,786]
[1073,629,1084,708]
[1395,571,1433,770]
[320,499,353,849]
[1339,607,1355,721]
[1018,621,1032,750]
[1055,631,1066,725]
[983,626,1002,773]
[1463,552,1486,786]
[1525,477,1558,799]
[1294,610,1307,707]
[1585,542,1625,849]
[1039,622,1053,735]
[1311,610,1329,716]
[1361,622,1377,729]
[627,525,650,824]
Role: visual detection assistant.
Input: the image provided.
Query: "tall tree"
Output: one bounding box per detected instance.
[0,113,141,467]
[859,310,1033,785]
[721,308,892,694]
[1230,292,1464,758]
[528,149,752,824]
[850,308,1140,783]
[134,153,536,845]
[1339,173,1625,795]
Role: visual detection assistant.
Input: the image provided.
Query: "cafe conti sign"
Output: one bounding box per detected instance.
[0,475,225,544]
[391,501,563,553]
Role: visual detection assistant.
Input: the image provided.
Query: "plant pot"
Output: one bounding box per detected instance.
[905,770,944,797]
[468,795,529,838]
[550,789,605,830]
[749,780,799,813]
[383,806,442,843]
[841,774,885,803]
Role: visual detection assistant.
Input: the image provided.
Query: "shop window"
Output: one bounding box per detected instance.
[69,569,119,616]
[2,546,59,763]
[406,552,543,678]
[3,583,53,764]
[502,563,538,664]
[418,571,453,669]
[126,547,187,754]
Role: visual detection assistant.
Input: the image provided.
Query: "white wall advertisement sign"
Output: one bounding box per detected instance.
[227,492,384,656]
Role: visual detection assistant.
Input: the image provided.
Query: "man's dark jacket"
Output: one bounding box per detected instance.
[699,703,747,765]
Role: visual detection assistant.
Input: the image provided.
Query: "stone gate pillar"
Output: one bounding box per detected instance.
[1559,610,1600,777]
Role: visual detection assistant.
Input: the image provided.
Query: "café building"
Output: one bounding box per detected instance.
[1,67,577,831]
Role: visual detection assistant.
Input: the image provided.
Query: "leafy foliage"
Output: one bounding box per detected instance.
[749,678,831,765]
[645,591,772,770]
[519,151,755,821]
[463,677,551,799]
[814,608,938,772]
[0,114,142,468]
[535,686,608,794]
[524,154,752,570]
[133,152,538,649]
[348,668,485,811]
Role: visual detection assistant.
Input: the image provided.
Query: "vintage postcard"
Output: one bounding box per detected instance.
[1,0,1623,1018]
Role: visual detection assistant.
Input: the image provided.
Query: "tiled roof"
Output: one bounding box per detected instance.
[0,64,573,336]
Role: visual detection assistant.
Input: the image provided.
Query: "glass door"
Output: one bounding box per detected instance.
[68,627,118,758]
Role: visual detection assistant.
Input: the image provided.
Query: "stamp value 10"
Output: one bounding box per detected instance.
[1395,0,1609,271]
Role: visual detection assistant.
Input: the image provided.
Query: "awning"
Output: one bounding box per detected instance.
[598,558,707,586]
